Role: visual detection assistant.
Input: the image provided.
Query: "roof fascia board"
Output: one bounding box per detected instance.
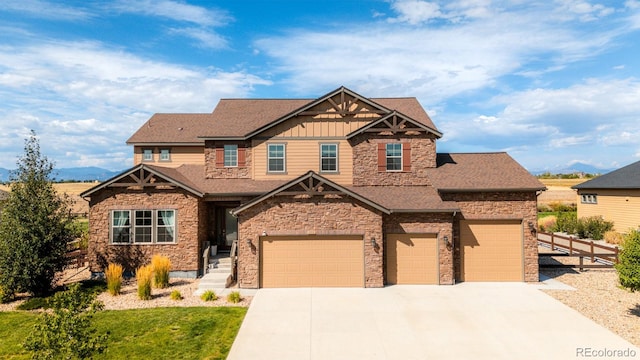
[80,164,204,198]
[231,171,390,215]
[240,86,393,140]
[389,208,459,213]
[437,187,546,193]
[126,142,204,146]
[345,110,443,139]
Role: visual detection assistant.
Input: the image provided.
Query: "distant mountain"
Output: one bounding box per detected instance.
[0,167,122,182]
[531,162,614,176]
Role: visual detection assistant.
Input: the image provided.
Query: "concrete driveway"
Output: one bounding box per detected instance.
[228,282,639,360]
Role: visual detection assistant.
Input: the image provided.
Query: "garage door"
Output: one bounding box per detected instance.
[460,220,523,282]
[260,235,364,288]
[386,234,439,285]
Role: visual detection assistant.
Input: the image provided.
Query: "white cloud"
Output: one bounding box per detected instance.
[388,1,443,24]
[1,0,92,20]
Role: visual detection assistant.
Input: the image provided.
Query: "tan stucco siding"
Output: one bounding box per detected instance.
[577,189,640,232]
[252,139,353,184]
[133,146,204,167]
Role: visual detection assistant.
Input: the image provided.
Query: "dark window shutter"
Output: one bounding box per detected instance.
[377,143,386,172]
[402,142,411,172]
[215,147,224,168]
[238,147,246,167]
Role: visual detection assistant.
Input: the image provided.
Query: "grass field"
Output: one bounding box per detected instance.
[0,307,246,359]
[0,182,95,195]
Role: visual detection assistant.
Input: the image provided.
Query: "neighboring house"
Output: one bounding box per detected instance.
[573,160,640,233]
[81,87,544,287]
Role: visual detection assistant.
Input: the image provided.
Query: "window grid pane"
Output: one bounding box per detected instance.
[386,143,402,171]
[224,145,238,167]
[320,144,338,172]
[156,210,175,243]
[143,149,153,161]
[160,149,170,161]
[268,144,285,172]
[112,210,131,243]
[134,210,152,243]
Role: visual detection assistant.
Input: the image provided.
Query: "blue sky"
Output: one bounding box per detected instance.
[1,0,639,172]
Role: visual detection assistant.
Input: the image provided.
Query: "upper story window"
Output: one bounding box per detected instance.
[581,194,598,204]
[224,144,238,167]
[111,209,176,244]
[320,143,338,173]
[142,149,154,162]
[386,143,402,171]
[268,144,286,173]
[159,148,171,162]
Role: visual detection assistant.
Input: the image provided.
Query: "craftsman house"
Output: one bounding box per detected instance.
[81,86,544,287]
[573,160,640,233]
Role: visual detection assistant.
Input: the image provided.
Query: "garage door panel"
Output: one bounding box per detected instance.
[260,235,364,288]
[460,220,523,282]
[386,234,438,285]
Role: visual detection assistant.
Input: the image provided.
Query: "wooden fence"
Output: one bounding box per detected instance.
[65,249,88,269]
[538,231,618,269]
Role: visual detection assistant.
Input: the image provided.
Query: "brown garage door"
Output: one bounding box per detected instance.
[260,235,364,288]
[460,220,523,282]
[386,234,439,285]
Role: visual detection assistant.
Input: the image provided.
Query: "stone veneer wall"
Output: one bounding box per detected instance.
[440,191,539,282]
[383,213,455,285]
[204,140,252,179]
[350,133,437,186]
[237,195,384,288]
[88,188,204,277]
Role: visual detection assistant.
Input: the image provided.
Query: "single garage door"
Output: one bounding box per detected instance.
[386,234,439,285]
[260,235,364,288]
[459,220,523,282]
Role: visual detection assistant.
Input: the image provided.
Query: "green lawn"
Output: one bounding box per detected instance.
[0,307,247,360]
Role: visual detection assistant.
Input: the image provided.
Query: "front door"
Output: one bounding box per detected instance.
[215,207,238,250]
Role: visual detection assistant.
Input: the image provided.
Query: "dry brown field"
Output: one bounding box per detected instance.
[537,178,585,205]
[0,182,96,215]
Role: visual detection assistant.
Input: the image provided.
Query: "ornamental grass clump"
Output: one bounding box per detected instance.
[136,265,153,300]
[151,255,171,289]
[201,290,217,302]
[227,291,241,304]
[105,263,123,296]
[170,290,183,301]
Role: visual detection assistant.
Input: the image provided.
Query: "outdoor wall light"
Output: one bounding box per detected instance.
[443,235,450,247]
[245,238,252,246]
[371,237,377,247]
[528,221,537,234]
[261,230,267,236]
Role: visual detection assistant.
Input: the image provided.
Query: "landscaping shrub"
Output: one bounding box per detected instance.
[0,285,12,304]
[604,231,625,245]
[23,283,108,359]
[151,255,171,289]
[170,290,183,301]
[553,212,578,234]
[227,291,241,304]
[549,202,576,213]
[105,263,124,296]
[538,216,556,233]
[136,265,153,300]
[16,297,49,311]
[537,204,552,213]
[578,216,614,240]
[201,290,217,302]
[616,230,640,291]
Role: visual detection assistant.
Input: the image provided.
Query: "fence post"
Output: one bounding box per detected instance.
[590,241,594,263]
[615,247,619,264]
[579,256,584,272]
[550,233,555,251]
[569,236,573,255]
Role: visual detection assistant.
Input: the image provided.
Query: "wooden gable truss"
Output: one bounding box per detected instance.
[346,111,443,139]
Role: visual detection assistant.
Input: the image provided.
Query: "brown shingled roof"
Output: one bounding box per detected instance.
[347,186,458,212]
[127,96,437,144]
[428,153,546,191]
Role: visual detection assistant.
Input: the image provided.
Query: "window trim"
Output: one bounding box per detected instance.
[110,209,177,245]
[581,194,598,204]
[142,148,154,162]
[159,148,171,162]
[224,144,238,168]
[385,143,403,172]
[267,143,286,174]
[319,143,339,173]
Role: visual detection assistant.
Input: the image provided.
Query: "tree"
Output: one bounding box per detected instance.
[23,283,108,359]
[0,131,74,298]
[616,230,640,291]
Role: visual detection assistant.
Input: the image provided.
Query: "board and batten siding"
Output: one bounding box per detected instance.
[252,139,353,184]
[133,146,205,167]
[577,189,640,232]
[259,114,375,139]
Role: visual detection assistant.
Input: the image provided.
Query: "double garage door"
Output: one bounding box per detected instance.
[260,235,364,288]
[459,220,524,282]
